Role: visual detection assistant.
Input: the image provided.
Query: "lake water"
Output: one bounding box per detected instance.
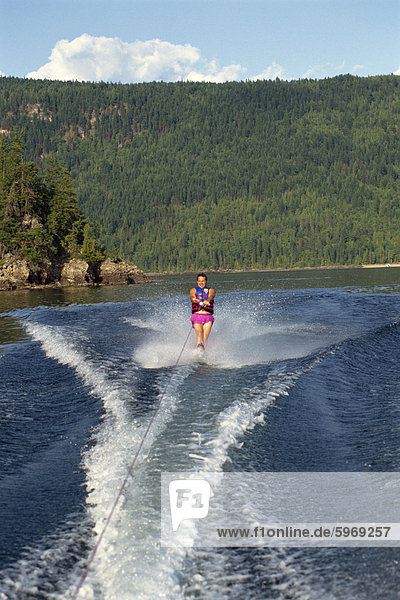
[1,267,400,599]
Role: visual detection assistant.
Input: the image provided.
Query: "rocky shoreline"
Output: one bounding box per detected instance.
[0,255,152,291]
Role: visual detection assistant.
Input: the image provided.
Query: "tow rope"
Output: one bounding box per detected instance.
[72,327,192,599]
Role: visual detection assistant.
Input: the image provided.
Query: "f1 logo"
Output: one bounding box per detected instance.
[169,479,212,531]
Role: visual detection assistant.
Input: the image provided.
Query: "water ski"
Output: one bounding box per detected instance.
[195,343,206,361]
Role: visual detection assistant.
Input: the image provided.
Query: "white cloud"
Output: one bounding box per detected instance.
[394,65,400,75]
[186,59,246,83]
[251,62,285,81]
[24,33,375,84]
[25,34,247,83]
[0,69,5,77]
[302,65,323,79]
[302,61,347,79]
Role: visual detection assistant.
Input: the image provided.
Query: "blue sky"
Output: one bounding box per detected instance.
[1,0,399,82]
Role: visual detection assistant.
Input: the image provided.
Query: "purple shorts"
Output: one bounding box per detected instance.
[190,313,215,328]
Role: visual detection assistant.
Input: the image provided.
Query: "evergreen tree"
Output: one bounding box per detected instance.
[0,130,104,272]
[81,222,105,266]
[44,157,85,254]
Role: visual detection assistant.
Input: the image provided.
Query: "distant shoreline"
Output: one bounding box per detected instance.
[145,263,400,277]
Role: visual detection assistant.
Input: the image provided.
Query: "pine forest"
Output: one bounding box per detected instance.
[0,74,399,271]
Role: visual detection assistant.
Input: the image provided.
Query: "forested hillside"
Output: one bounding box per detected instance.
[0,75,399,271]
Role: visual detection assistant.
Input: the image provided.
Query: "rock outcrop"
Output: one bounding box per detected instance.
[98,258,149,285]
[59,259,92,287]
[0,255,31,290]
[0,254,151,291]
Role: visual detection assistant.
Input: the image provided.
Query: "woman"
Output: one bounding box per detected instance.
[189,273,215,351]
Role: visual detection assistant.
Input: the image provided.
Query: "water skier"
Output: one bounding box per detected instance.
[190,273,215,351]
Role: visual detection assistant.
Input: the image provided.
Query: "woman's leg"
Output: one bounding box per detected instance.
[193,323,204,346]
[202,321,213,346]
